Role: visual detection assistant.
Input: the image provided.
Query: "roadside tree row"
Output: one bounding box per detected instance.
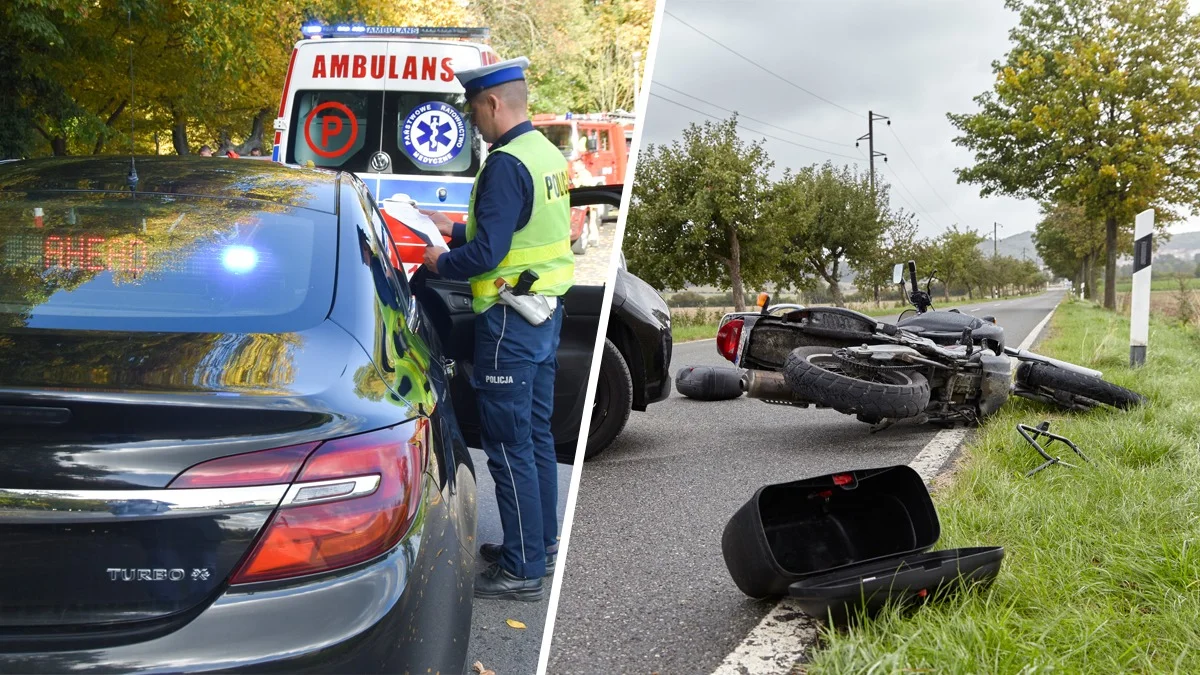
[626,116,1048,312]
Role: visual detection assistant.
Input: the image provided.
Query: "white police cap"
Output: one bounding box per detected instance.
[455,56,530,99]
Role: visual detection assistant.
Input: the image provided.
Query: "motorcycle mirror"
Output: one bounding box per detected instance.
[892,263,905,285]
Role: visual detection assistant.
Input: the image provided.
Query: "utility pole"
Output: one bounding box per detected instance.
[993,222,1002,258]
[855,111,889,195]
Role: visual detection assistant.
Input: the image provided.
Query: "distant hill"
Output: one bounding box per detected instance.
[1161,231,1200,259]
[977,230,1043,267]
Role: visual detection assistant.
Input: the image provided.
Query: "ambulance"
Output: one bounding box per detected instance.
[272,24,500,275]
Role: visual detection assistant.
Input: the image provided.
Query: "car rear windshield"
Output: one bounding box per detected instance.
[287,89,481,177]
[0,192,336,333]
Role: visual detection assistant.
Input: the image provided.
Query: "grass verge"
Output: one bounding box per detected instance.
[808,298,1200,674]
[672,323,721,343]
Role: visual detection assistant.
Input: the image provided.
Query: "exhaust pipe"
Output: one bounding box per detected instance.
[742,370,802,401]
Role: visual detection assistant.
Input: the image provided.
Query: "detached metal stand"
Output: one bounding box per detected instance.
[1017,421,1091,477]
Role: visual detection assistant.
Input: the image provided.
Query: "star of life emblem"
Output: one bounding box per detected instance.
[401,102,466,167]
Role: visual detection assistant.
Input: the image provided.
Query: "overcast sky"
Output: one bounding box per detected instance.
[639,0,1200,239]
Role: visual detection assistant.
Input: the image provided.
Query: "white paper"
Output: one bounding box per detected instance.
[380,195,445,246]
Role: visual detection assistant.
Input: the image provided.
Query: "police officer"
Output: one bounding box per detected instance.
[422,56,573,601]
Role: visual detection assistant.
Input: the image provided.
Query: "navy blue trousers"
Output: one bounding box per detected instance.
[474,302,562,579]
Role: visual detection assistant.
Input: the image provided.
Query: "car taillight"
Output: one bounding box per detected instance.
[231,421,428,583]
[717,318,744,363]
[168,422,427,584]
[169,443,320,488]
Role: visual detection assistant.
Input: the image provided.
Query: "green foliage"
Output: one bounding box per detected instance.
[629,115,1048,309]
[766,163,889,307]
[854,208,921,305]
[466,0,652,114]
[624,116,779,311]
[1033,201,1102,296]
[949,0,1200,309]
[930,226,987,299]
[1,0,652,158]
[666,290,705,307]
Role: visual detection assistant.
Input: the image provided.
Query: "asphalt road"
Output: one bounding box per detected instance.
[546,290,1066,674]
[464,224,616,673]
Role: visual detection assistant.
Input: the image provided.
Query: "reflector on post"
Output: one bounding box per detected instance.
[1130,209,1153,367]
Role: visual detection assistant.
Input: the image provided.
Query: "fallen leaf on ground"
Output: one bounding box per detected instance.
[506,618,527,629]
[472,661,495,675]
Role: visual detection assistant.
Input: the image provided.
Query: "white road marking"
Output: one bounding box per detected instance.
[908,427,970,480]
[1018,306,1057,352]
[709,295,1062,675]
[711,599,820,675]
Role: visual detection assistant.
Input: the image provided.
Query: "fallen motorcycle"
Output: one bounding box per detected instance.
[714,261,1144,427]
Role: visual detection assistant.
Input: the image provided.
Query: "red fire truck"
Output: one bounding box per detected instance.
[533,112,634,253]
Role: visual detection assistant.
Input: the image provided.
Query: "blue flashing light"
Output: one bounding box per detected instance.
[222,245,259,274]
[300,24,490,40]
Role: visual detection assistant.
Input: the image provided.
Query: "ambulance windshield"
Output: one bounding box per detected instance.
[536,124,576,158]
[287,90,481,177]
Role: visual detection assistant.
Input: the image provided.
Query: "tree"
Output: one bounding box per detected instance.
[1032,201,1109,298]
[470,0,653,114]
[854,199,920,305]
[948,0,1200,310]
[1,0,471,159]
[931,226,987,300]
[624,116,778,311]
[767,163,888,307]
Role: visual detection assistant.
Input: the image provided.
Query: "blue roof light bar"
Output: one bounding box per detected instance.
[300,24,490,41]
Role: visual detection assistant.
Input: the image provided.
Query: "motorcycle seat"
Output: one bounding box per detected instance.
[898,310,1004,346]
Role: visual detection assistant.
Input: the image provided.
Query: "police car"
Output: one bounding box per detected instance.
[273,24,497,275]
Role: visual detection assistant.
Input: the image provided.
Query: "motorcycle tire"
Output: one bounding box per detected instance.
[1016,362,1145,410]
[675,365,744,401]
[783,346,930,420]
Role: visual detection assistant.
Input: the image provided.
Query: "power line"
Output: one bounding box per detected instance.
[664,11,863,120]
[886,126,965,224]
[649,92,862,161]
[883,160,941,229]
[655,82,855,148]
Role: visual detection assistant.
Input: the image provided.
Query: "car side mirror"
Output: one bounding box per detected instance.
[891,263,905,285]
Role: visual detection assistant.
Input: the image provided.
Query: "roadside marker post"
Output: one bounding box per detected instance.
[1130,208,1153,367]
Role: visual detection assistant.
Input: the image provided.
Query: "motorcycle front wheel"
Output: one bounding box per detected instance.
[783,346,931,421]
[1015,362,1146,410]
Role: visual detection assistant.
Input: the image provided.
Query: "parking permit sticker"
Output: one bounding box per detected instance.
[304,101,359,158]
[401,102,466,167]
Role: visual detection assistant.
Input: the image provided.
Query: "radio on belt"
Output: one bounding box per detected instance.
[494,270,554,325]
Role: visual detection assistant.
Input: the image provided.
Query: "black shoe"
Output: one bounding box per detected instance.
[474,563,545,601]
[479,543,556,577]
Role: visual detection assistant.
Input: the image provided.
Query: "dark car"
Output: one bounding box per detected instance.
[585,249,673,460]
[0,157,477,673]
[560,187,673,462]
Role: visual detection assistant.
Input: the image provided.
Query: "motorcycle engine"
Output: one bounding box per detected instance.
[977,353,1013,417]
